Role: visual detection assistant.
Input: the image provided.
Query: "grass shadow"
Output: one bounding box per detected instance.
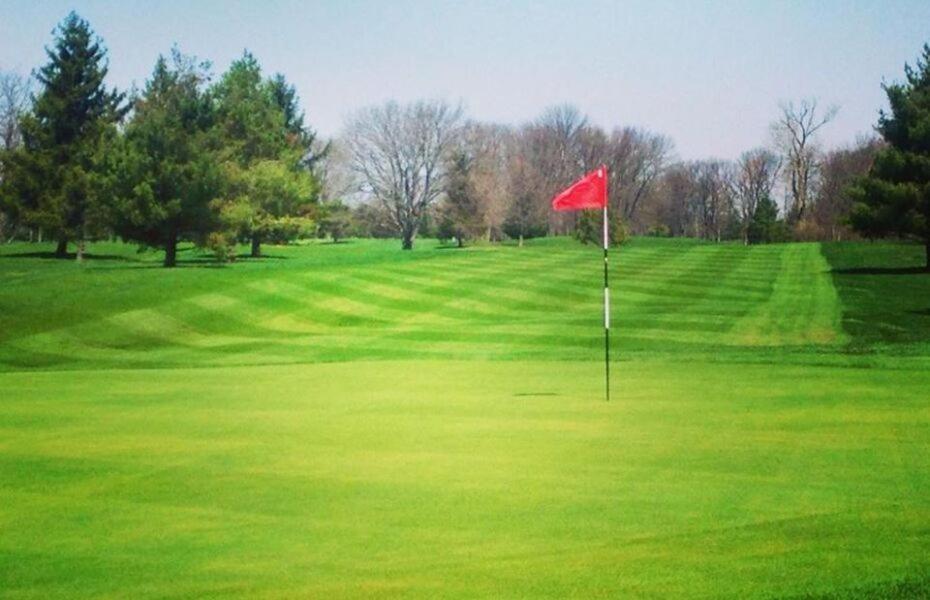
[235,253,290,260]
[0,251,135,261]
[120,256,228,269]
[831,266,929,275]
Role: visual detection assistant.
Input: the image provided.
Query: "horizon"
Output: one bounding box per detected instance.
[2,0,929,160]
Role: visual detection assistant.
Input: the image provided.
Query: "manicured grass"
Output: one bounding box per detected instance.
[1,237,928,598]
[0,238,857,370]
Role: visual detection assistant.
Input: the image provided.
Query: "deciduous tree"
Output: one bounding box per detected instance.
[772,99,837,224]
[813,137,881,241]
[732,148,781,244]
[0,70,32,151]
[439,149,484,247]
[344,99,463,250]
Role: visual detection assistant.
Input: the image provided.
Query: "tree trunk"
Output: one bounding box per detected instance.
[456,236,463,248]
[54,238,68,258]
[925,241,929,272]
[38,228,43,243]
[76,240,85,263]
[518,233,524,248]
[251,235,261,258]
[401,227,415,250]
[164,234,178,268]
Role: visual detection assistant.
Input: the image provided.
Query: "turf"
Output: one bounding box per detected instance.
[1,237,929,598]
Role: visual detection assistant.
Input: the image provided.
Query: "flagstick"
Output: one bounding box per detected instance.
[603,203,610,402]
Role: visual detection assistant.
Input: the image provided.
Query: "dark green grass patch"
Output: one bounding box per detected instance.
[821,241,930,352]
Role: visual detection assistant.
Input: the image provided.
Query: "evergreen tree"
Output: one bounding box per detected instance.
[502,189,545,247]
[213,53,317,257]
[850,44,930,270]
[1,12,124,260]
[269,73,327,169]
[317,200,353,243]
[104,51,221,267]
[573,209,626,247]
[747,196,789,244]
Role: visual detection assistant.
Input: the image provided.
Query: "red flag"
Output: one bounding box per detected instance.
[551,165,608,211]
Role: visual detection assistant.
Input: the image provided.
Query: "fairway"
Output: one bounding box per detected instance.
[2,238,930,598]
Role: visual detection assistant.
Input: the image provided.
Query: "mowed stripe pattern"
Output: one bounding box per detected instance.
[0,239,845,370]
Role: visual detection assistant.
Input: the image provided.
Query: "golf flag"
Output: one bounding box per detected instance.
[551,165,608,212]
[550,165,613,401]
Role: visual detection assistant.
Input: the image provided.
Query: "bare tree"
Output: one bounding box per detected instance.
[604,127,673,228]
[0,70,33,241]
[460,122,512,241]
[529,104,590,234]
[504,154,546,246]
[0,70,33,151]
[344,100,463,249]
[813,136,882,241]
[771,99,838,223]
[732,148,781,244]
[680,160,733,241]
[537,104,588,170]
[651,163,692,236]
[315,138,360,205]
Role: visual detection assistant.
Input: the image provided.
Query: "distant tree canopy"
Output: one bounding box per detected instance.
[850,44,930,270]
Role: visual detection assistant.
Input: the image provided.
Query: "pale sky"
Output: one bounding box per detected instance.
[1,0,928,160]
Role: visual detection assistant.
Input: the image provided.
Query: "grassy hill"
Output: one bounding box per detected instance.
[1,237,929,598]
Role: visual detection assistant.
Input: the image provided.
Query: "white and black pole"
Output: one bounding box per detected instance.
[603,199,610,402]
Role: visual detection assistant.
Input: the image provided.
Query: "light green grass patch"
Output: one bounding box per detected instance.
[731,243,847,346]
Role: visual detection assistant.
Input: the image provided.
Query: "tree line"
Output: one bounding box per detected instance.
[322,99,886,251]
[2,13,929,268]
[0,13,323,266]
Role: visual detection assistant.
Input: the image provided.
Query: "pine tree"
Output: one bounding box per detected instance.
[213,53,317,257]
[850,44,930,270]
[269,73,327,169]
[2,12,124,260]
[747,196,779,244]
[317,200,353,243]
[573,210,626,247]
[103,51,222,267]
